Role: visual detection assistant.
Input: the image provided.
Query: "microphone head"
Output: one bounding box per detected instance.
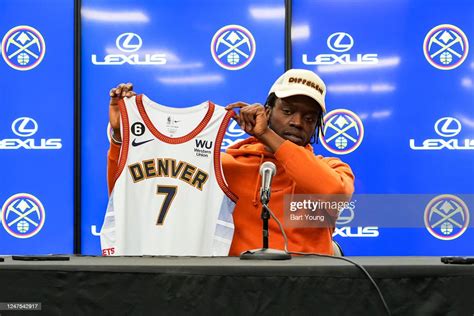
[259,161,276,176]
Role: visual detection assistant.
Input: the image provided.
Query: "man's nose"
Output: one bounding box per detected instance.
[289,114,303,128]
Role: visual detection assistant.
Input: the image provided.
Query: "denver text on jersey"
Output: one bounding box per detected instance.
[128,158,209,190]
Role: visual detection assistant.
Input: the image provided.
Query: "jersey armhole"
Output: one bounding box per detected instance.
[114,98,131,185]
[214,109,238,203]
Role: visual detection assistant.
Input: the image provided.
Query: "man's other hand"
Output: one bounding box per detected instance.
[109,83,136,142]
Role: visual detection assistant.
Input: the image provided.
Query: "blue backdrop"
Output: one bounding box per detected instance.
[0,0,74,254]
[0,0,472,256]
[80,0,285,254]
[292,0,473,254]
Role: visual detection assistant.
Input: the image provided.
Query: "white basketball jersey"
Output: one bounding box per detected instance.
[101,94,236,256]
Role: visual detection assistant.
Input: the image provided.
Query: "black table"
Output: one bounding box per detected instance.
[0,256,473,315]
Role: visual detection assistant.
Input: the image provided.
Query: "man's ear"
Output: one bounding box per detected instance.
[265,105,272,126]
[265,105,272,118]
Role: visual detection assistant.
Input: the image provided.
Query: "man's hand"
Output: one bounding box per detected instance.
[109,83,136,143]
[225,102,285,153]
[225,102,269,138]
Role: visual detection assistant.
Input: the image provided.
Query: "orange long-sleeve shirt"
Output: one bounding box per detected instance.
[222,137,354,255]
[107,137,354,256]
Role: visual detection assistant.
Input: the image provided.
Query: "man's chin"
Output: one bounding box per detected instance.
[283,134,305,146]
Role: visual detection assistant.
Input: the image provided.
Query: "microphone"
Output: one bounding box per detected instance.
[259,161,276,205]
[240,161,290,260]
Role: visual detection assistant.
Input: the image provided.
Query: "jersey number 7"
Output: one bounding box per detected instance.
[156,185,178,225]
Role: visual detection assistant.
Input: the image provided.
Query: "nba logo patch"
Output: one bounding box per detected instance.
[423,24,469,70]
[320,109,364,155]
[210,25,256,70]
[1,193,46,238]
[1,25,46,71]
[424,195,469,241]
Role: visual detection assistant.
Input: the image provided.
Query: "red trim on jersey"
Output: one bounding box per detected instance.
[214,110,238,203]
[114,98,130,185]
[136,94,215,144]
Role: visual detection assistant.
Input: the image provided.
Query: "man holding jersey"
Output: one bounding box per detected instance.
[107,69,354,255]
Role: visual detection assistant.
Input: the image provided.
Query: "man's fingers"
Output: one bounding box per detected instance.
[233,113,257,136]
[251,104,266,126]
[233,113,241,124]
[241,109,255,132]
[235,113,246,131]
[110,88,122,106]
[226,102,266,136]
[124,82,136,97]
[124,83,134,91]
[225,102,250,110]
[109,88,116,97]
[241,106,259,127]
[241,109,251,129]
[248,107,258,126]
[121,84,129,97]
[249,114,256,127]
[110,83,136,100]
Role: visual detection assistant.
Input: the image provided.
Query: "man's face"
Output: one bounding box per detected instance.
[267,95,321,146]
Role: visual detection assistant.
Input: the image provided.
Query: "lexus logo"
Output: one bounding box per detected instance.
[11,117,38,137]
[225,120,246,137]
[116,33,142,53]
[434,117,461,137]
[336,207,355,225]
[327,32,354,52]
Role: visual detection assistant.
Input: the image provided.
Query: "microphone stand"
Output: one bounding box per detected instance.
[240,189,291,260]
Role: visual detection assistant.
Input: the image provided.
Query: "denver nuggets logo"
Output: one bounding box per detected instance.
[424,195,469,240]
[320,109,364,155]
[210,25,256,70]
[423,24,469,70]
[1,193,46,238]
[1,25,46,71]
